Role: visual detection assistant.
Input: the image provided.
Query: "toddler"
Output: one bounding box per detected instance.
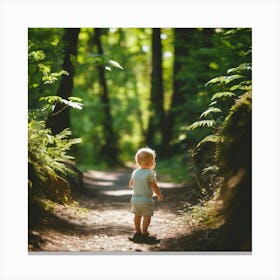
[129,147,163,241]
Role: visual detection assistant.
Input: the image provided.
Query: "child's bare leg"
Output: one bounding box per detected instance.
[134,215,142,233]
[142,216,151,234]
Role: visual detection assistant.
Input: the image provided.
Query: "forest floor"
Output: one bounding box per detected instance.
[28,168,222,253]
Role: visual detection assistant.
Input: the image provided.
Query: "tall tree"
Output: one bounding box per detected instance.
[166,28,215,154]
[164,28,195,154]
[146,28,164,152]
[94,28,119,165]
[48,28,80,134]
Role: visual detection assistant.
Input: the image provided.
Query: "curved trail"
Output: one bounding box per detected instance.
[29,169,196,252]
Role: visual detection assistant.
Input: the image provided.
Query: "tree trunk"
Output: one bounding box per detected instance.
[48,28,80,135]
[94,28,119,165]
[146,28,164,152]
[166,28,215,152]
[164,28,195,152]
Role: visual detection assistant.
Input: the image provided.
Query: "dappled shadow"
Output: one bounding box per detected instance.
[156,226,225,251]
[29,169,202,252]
[30,206,132,237]
[78,169,199,213]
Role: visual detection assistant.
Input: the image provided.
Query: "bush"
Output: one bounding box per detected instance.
[28,113,81,203]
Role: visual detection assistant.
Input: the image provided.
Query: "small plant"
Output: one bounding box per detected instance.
[184,62,251,196]
[189,62,251,140]
[28,113,81,203]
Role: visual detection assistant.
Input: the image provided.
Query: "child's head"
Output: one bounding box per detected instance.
[135,147,156,169]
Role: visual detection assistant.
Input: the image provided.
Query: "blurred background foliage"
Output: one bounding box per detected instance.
[28,28,251,197]
[28,27,251,168]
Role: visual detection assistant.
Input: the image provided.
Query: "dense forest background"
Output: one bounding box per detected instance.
[28,27,252,251]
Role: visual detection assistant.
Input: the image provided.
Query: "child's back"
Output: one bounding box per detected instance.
[131,168,155,199]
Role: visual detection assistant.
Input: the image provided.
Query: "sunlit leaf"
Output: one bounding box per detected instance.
[197,134,223,148]
[108,60,124,70]
[211,91,236,101]
[227,63,251,74]
[200,107,222,118]
[205,75,244,87]
[60,99,83,110]
[39,96,62,103]
[69,97,83,102]
[189,119,216,130]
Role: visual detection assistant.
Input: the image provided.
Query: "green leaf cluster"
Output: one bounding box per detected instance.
[28,32,83,204]
[28,114,81,203]
[186,59,251,197]
[189,61,251,136]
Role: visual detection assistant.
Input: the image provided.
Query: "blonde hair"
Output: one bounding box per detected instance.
[135,147,156,167]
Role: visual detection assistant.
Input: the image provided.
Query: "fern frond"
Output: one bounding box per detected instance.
[189,119,216,130]
[230,82,252,92]
[197,134,223,148]
[209,101,217,106]
[211,91,236,101]
[227,63,251,74]
[205,75,244,87]
[200,107,222,118]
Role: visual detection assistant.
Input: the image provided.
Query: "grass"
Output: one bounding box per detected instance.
[178,188,224,230]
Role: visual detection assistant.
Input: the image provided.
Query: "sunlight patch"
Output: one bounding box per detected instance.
[101,190,132,196]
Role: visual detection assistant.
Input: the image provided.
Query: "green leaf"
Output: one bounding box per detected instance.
[209,101,217,106]
[68,96,83,102]
[108,60,124,70]
[60,99,83,110]
[227,63,251,74]
[211,91,236,101]
[200,107,222,119]
[205,75,244,87]
[39,96,83,110]
[189,119,216,130]
[197,134,223,148]
[230,83,252,91]
[39,96,62,103]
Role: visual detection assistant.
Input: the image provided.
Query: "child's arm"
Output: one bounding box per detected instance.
[151,181,163,201]
[129,179,134,188]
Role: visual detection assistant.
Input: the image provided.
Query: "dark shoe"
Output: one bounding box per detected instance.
[128,232,142,242]
[141,234,160,244]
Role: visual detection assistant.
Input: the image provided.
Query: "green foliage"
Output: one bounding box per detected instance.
[205,74,244,87]
[189,61,251,137]
[39,96,83,116]
[28,114,81,203]
[29,27,252,171]
[217,91,252,175]
[156,156,193,183]
[28,30,83,204]
[189,119,216,130]
[28,29,65,107]
[196,135,223,149]
[186,54,251,196]
[200,107,222,118]
[84,53,124,71]
[211,91,236,101]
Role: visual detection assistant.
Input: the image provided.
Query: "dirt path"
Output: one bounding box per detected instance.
[29,169,201,252]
